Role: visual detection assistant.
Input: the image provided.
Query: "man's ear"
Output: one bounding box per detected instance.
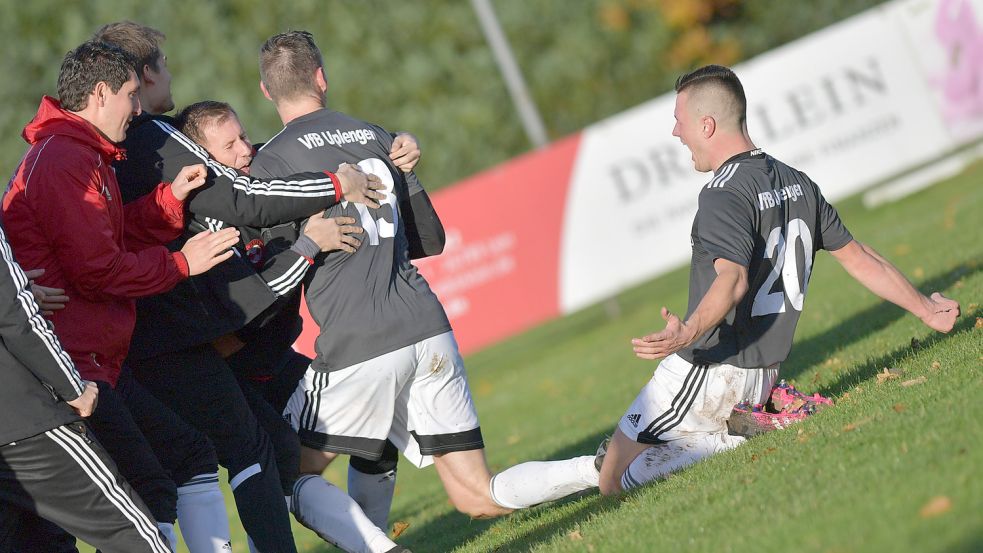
[259,81,272,101]
[141,64,155,85]
[315,67,327,93]
[702,116,716,139]
[92,81,109,107]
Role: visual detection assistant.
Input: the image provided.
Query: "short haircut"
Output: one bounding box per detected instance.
[674,64,747,128]
[259,30,324,104]
[57,41,137,112]
[175,100,238,145]
[92,21,165,79]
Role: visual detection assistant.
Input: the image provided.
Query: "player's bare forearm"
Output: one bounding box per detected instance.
[632,258,747,359]
[830,240,959,331]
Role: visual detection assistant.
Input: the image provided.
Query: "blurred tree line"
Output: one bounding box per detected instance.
[0,0,883,191]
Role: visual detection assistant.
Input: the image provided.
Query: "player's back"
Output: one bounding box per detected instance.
[681,149,852,368]
[251,109,450,372]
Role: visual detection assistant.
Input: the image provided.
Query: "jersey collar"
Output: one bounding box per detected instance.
[715,148,764,174]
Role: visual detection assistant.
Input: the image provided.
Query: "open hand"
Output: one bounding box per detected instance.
[24,268,68,316]
[180,227,240,275]
[304,215,363,254]
[336,163,385,209]
[630,307,692,360]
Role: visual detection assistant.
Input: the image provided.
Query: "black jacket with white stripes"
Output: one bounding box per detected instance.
[0,226,84,444]
[114,114,341,360]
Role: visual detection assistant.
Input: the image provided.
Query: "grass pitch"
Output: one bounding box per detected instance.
[87,160,982,552]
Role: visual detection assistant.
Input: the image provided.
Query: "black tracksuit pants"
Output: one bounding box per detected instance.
[6,367,219,551]
[131,344,297,553]
[0,424,171,553]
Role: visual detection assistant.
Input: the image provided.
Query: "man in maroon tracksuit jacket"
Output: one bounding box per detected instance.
[1,40,239,550]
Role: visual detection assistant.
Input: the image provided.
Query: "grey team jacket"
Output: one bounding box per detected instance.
[0,225,84,444]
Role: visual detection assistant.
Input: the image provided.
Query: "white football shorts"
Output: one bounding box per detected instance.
[616,353,779,488]
[283,331,482,468]
[619,353,778,443]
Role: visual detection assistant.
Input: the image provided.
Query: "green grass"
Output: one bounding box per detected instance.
[85,161,983,552]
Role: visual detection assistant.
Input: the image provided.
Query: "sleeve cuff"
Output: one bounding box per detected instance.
[172,251,191,277]
[325,171,343,203]
[160,182,184,209]
[290,233,320,262]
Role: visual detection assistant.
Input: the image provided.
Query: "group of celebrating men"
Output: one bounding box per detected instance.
[0,19,959,553]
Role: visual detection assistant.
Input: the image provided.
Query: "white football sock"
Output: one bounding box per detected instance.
[347,466,396,530]
[176,473,233,552]
[620,434,743,490]
[157,522,177,553]
[489,455,599,509]
[292,474,396,553]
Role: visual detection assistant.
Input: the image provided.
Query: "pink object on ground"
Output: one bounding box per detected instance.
[727,380,833,437]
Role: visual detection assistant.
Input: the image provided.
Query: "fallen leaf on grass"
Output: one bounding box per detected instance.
[751,447,778,463]
[568,530,583,541]
[843,417,872,432]
[976,317,983,330]
[919,496,952,518]
[797,428,814,443]
[901,376,927,387]
[876,368,902,384]
[893,403,906,413]
[392,521,410,539]
[931,360,941,371]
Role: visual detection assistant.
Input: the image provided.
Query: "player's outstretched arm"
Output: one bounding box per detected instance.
[829,240,960,332]
[632,258,748,360]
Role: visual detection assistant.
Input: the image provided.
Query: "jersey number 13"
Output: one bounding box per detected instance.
[347,158,397,246]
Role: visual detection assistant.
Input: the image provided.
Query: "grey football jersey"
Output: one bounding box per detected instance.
[251,109,450,372]
[677,149,853,368]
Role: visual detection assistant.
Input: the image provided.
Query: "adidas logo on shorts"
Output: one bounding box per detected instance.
[627,413,642,427]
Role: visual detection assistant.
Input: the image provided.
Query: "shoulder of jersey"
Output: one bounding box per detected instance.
[703,161,745,190]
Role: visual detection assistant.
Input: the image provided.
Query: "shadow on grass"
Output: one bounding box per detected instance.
[812,312,978,399]
[947,533,983,553]
[781,261,978,386]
